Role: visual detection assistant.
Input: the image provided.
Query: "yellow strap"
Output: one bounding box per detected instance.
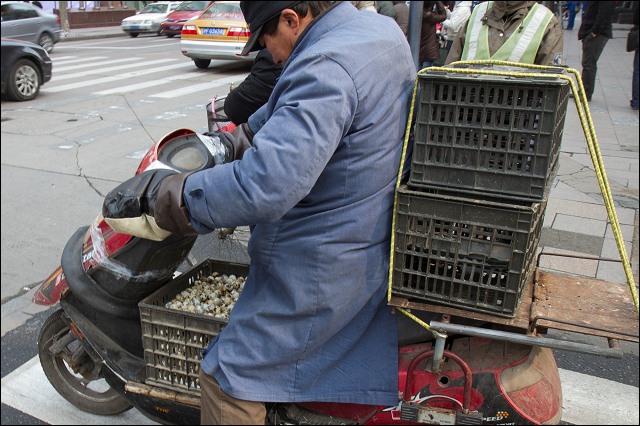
[388,60,639,320]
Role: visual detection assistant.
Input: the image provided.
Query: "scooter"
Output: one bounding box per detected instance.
[33,126,567,425]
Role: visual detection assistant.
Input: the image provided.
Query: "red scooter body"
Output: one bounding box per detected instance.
[34,129,562,425]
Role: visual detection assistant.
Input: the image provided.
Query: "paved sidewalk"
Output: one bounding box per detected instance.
[59,25,127,41]
[538,22,639,287]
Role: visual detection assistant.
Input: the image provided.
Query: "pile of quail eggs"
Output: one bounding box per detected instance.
[164,272,245,320]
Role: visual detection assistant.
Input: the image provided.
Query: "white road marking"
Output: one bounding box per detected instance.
[50,55,81,61]
[1,356,158,425]
[54,42,179,50]
[558,369,639,425]
[51,56,107,65]
[93,71,206,95]
[54,57,140,72]
[43,62,193,92]
[150,74,247,98]
[51,58,179,82]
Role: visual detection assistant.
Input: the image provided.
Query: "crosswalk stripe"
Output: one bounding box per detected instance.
[558,369,639,425]
[1,356,157,425]
[50,55,79,61]
[93,71,207,95]
[51,58,179,82]
[54,57,140,72]
[44,62,193,93]
[52,56,107,65]
[151,74,248,98]
[55,42,179,50]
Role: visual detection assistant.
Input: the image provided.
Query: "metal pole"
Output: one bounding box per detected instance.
[430,321,624,359]
[408,1,423,71]
[432,330,447,373]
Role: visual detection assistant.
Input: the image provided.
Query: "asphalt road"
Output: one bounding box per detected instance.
[1,34,251,301]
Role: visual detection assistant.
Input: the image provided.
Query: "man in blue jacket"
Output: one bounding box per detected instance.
[109,1,415,423]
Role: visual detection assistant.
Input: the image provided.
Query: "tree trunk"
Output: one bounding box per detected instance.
[59,1,70,32]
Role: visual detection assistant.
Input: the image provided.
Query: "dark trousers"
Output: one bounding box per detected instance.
[581,34,609,100]
[632,49,639,109]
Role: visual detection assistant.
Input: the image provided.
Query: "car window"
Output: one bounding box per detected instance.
[176,1,210,12]
[140,3,169,14]
[1,3,38,22]
[170,3,180,11]
[201,3,243,19]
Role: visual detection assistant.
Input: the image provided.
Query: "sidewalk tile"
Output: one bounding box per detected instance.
[538,247,599,277]
[596,260,629,283]
[553,214,607,237]
[604,222,635,241]
[600,237,633,260]
[547,198,609,221]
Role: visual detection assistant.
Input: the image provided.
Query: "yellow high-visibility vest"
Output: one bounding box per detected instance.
[462,1,555,64]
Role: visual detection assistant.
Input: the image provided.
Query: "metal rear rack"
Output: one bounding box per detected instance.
[390,252,639,359]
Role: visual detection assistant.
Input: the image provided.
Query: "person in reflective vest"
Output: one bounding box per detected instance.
[445,1,563,66]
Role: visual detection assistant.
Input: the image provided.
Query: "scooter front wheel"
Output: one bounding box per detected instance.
[38,309,133,416]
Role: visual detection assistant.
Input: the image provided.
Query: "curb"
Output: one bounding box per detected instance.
[59,31,127,42]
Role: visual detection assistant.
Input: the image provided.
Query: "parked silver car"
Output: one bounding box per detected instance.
[121,1,182,37]
[0,1,61,53]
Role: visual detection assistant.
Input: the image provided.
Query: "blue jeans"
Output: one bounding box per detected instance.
[566,1,578,29]
[421,60,434,70]
[632,49,639,109]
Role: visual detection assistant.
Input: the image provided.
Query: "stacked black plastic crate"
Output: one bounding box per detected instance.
[392,65,570,317]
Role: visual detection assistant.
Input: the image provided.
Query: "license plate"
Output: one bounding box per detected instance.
[130,25,140,30]
[203,27,225,35]
[170,25,179,30]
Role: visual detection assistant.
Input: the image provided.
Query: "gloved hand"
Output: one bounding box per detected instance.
[206,122,255,161]
[154,172,198,236]
[102,169,178,241]
[152,125,254,235]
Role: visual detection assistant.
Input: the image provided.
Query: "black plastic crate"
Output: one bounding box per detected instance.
[392,185,545,317]
[139,259,249,396]
[409,65,569,201]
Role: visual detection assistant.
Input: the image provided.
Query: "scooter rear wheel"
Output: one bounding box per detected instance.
[38,309,133,416]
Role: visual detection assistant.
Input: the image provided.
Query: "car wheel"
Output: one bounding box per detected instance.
[38,33,54,53]
[166,33,175,38]
[6,58,41,101]
[129,32,139,38]
[194,59,211,69]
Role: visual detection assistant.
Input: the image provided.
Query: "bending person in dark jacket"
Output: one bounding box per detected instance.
[224,48,283,125]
